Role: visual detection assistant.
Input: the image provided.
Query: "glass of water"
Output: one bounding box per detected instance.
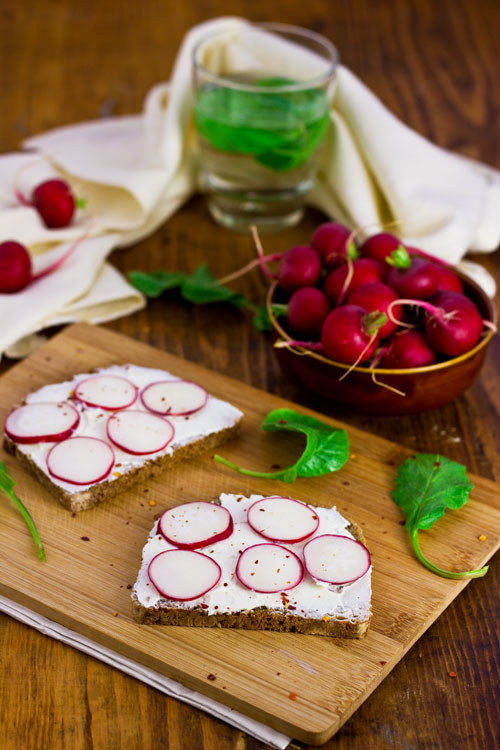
[192,23,338,233]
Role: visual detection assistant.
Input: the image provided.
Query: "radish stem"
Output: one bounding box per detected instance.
[250,225,280,280]
[410,527,488,579]
[216,251,282,286]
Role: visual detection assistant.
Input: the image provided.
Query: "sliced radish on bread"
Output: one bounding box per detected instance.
[303,534,371,585]
[47,436,115,485]
[5,402,80,444]
[106,410,174,455]
[148,549,221,601]
[236,543,304,593]
[75,375,137,410]
[141,380,208,416]
[159,502,233,549]
[247,496,320,543]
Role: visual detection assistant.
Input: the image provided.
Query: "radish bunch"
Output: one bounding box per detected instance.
[272,222,490,369]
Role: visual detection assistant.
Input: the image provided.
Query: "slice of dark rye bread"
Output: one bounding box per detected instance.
[2,364,243,512]
[4,424,240,513]
[132,500,371,638]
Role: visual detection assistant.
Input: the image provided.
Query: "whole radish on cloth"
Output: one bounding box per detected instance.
[214,408,349,483]
[393,453,488,579]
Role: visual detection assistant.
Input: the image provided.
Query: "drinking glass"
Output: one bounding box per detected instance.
[192,23,338,232]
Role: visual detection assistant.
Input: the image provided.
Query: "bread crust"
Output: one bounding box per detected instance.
[3,422,241,513]
[132,519,371,638]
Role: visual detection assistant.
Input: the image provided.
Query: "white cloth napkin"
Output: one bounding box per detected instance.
[0,594,291,749]
[1,16,498,358]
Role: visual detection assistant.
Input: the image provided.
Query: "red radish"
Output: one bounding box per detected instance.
[247,496,320,543]
[310,222,356,270]
[148,549,221,601]
[360,232,403,264]
[158,502,233,549]
[379,330,437,368]
[75,375,137,410]
[425,291,484,356]
[277,245,322,292]
[303,534,371,585]
[321,305,386,364]
[0,229,90,295]
[107,410,174,455]
[286,286,330,337]
[47,436,114,485]
[0,241,32,293]
[323,258,385,305]
[386,257,439,300]
[236,543,304,593]
[434,265,464,294]
[141,380,208,416]
[32,179,76,228]
[346,282,399,339]
[5,402,80,444]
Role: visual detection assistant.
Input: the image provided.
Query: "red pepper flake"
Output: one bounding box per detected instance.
[399,520,406,526]
[207,673,216,681]
[200,603,209,609]
[112,611,118,617]
[380,660,387,666]
[276,672,281,676]
[449,671,457,678]
[148,499,156,507]
[126,584,132,590]
[80,536,90,541]
[278,419,287,425]
[223,582,228,587]
[71,512,77,518]
[288,692,297,701]
[435,461,441,467]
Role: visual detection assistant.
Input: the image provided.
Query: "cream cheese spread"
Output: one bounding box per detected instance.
[14,364,243,494]
[134,493,372,622]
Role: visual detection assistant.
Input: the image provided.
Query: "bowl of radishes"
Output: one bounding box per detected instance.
[265,223,497,416]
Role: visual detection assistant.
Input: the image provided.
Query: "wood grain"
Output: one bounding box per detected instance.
[0,323,499,745]
[1,0,499,749]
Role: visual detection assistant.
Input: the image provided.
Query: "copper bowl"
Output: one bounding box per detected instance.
[268,271,497,416]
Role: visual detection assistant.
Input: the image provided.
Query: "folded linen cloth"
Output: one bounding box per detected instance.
[1,16,498,357]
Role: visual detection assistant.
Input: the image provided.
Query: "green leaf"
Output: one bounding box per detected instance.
[128,270,187,298]
[0,461,45,561]
[252,303,288,331]
[386,245,411,269]
[75,197,87,210]
[214,408,349,483]
[393,454,488,579]
[181,265,253,310]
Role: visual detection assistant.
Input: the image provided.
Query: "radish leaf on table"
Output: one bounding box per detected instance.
[214,408,349,482]
[393,453,488,579]
[0,461,45,561]
[129,265,258,313]
[253,303,288,331]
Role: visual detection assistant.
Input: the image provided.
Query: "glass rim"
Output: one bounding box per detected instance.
[192,21,339,93]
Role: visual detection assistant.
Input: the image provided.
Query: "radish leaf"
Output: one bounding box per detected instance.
[253,303,288,331]
[0,461,45,561]
[214,408,349,482]
[393,454,488,579]
[128,270,188,298]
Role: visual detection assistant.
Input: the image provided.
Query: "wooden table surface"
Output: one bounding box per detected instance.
[1,1,499,749]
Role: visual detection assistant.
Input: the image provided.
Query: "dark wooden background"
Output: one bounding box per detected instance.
[1,1,499,748]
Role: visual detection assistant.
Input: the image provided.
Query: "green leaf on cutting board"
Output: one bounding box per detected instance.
[393,453,488,579]
[214,408,349,483]
[0,461,45,561]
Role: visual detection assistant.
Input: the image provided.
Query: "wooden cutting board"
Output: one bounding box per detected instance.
[0,323,498,745]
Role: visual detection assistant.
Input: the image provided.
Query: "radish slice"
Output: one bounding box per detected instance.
[303,534,371,586]
[247,496,320,543]
[236,543,304,593]
[141,380,208,416]
[159,502,233,549]
[106,410,174,455]
[75,375,137,410]
[5,402,80,444]
[47,436,114,485]
[148,549,221,601]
